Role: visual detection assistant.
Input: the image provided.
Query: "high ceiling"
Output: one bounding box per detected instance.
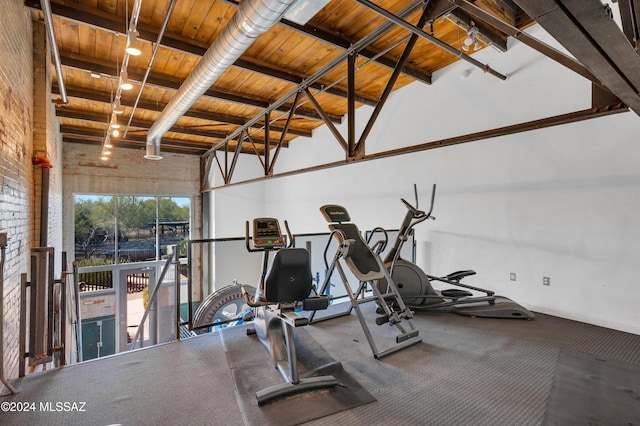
[26,0,640,181]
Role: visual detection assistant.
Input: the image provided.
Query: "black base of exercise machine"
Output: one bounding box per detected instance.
[308,205,422,359]
[374,184,534,320]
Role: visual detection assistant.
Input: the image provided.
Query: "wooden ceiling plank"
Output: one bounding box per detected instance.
[61,124,272,154]
[37,1,376,106]
[221,0,432,84]
[59,111,293,149]
[180,1,214,40]
[54,84,315,139]
[56,107,302,144]
[58,53,342,123]
[63,135,203,155]
[235,57,377,106]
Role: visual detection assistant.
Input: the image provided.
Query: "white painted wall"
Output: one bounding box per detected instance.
[208,25,640,335]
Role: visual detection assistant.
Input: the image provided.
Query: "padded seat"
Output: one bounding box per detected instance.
[264,248,313,303]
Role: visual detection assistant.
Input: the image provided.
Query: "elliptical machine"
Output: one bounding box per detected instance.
[238,218,337,405]
[376,185,535,319]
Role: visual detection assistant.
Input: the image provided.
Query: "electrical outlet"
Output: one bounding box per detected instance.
[543,277,550,286]
[510,273,516,281]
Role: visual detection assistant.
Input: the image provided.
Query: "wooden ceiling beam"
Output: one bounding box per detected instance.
[28,0,377,106]
[224,0,433,85]
[59,54,342,124]
[58,111,289,148]
[63,135,203,156]
[60,125,263,154]
[52,88,311,138]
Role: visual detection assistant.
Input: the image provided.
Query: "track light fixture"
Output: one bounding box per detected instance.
[121,70,133,90]
[461,26,481,52]
[113,98,124,114]
[99,0,145,161]
[125,29,142,56]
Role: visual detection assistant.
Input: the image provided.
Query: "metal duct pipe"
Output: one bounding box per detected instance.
[40,0,68,105]
[145,0,297,159]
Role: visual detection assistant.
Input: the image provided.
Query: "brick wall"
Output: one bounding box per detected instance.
[0,0,34,380]
[0,1,64,379]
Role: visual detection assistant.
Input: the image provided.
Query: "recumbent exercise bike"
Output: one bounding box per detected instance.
[239,217,338,405]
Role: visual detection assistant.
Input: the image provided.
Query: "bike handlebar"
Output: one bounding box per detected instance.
[245,219,291,252]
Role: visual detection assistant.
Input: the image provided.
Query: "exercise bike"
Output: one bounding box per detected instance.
[235,217,338,405]
[375,185,535,319]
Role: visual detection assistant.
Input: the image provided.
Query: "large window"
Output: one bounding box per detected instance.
[74,195,190,267]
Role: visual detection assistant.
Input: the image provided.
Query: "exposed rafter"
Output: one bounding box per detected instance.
[53,85,312,138]
[59,54,342,124]
[28,0,433,87]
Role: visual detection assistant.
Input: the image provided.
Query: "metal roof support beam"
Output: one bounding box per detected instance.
[304,88,348,154]
[347,53,357,159]
[268,90,302,176]
[451,0,601,86]
[263,114,271,177]
[226,133,245,185]
[618,0,640,52]
[355,6,431,157]
[221,0,432,85]
[203,103,628,191]
[514,0,640,115]
[213,150,227,184]
[203,0,427,160]
[202,155,215,192]
[355,0,507,80]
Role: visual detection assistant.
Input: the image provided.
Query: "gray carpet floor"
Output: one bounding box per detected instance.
[1,304,639,425]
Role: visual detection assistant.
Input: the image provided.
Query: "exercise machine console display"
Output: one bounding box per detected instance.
[252,218,285,248]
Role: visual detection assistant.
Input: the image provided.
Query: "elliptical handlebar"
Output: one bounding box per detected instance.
[401,183,436,221]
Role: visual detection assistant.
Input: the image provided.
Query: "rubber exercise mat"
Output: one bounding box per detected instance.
[544,347,640,425]
[219,324,376,426]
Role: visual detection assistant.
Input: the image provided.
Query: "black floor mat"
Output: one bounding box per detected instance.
[220,324,376,426]
[544,347,640,425]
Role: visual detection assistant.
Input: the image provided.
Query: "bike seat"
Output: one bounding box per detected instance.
[445,270,476,282]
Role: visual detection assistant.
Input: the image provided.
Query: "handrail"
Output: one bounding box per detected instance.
[130,247,177,350]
